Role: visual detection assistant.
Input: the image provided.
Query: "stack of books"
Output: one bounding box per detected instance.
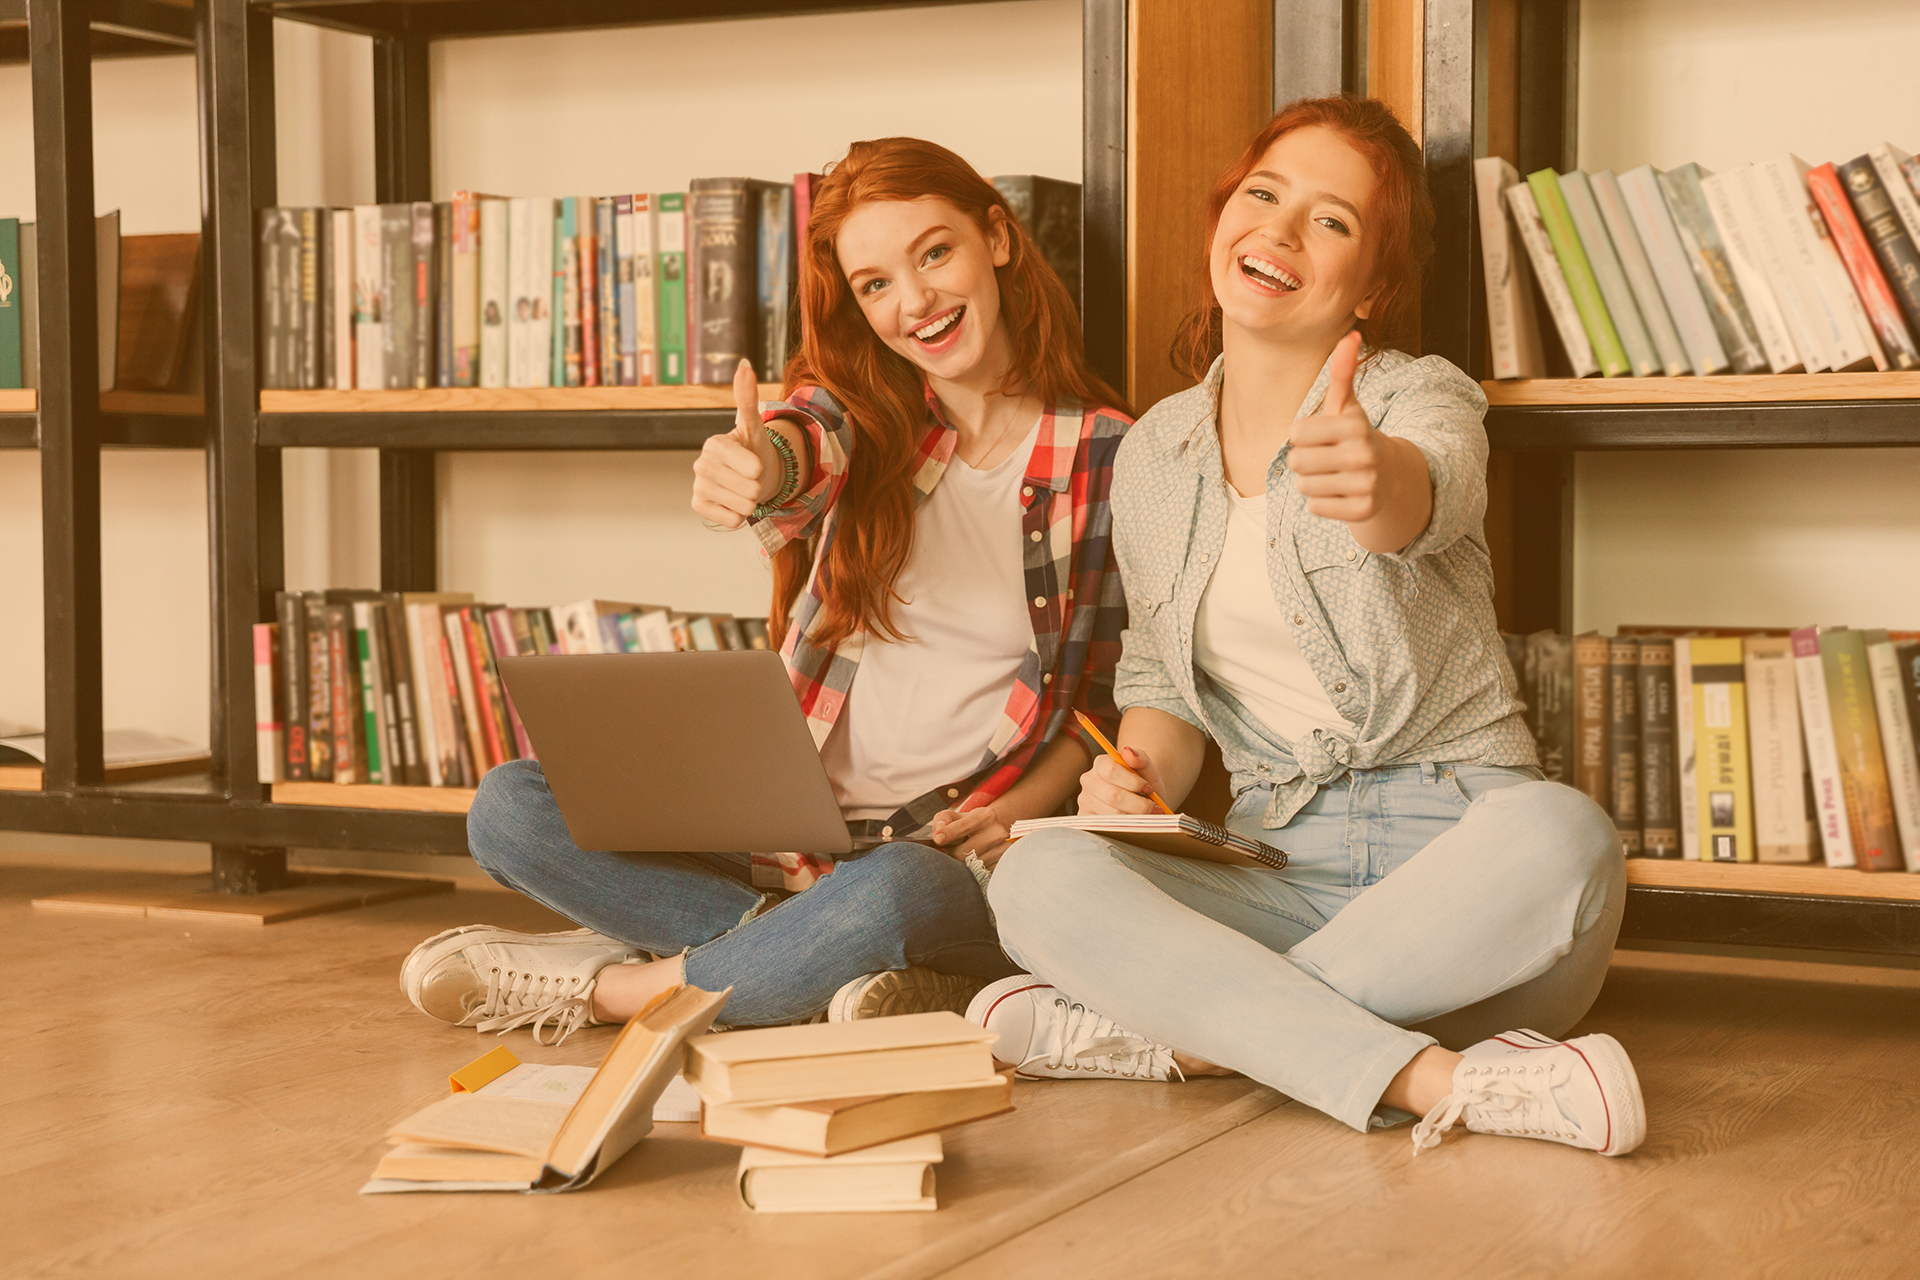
[250,591,770,790]
[1504,628,1920,872]
[1476,142,1920,378]
[252,174,1079,394]
[685,1011,1011,1213]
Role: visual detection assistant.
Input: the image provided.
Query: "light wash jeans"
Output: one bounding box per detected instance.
[466,760,1020,1025]
[988,764,1625,1132]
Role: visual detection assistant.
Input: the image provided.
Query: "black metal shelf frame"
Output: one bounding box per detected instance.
[1486,400,1920,452]
[0,0,196,62]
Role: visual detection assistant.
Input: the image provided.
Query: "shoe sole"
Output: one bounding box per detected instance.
[400,925,627,1005]
[1506,1028,1647,1157]
[828,968,990,1023]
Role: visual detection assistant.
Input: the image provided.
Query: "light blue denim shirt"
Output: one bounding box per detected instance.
[1112,349,1537,830]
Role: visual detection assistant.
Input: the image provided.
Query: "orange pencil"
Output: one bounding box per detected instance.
[1073,710,1176,816]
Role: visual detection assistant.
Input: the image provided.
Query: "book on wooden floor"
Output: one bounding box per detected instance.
[1007,813,1287,870]
[737,1134,942,1214]
[685,1011,1000,1108]
[362,984,727,1194]
[703,1072,1013,1158]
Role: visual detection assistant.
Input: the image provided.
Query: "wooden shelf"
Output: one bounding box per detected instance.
[255,0,965,40]
[102,390,204,415]
[1626,859,1920,903]
[1484,372,1920,407]
[0,389,33,412]
[271,781,477,814]
[260,384,782,414]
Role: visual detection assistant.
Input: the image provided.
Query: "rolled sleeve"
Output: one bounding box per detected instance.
[1369,355,1489,563]
[748,385,855,557]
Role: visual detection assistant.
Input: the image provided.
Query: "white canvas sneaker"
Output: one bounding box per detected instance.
[965,975,1181,1081]
[399,923,631,998]
[1411,1028,1647,1157]
[403,930,642,1045]
[826,967,989,1022]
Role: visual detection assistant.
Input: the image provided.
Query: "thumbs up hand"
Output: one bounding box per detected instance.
[691,359,783,528]
[1285,329,1433,551]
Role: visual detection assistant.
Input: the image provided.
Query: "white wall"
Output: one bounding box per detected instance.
[1572,0,1920,632]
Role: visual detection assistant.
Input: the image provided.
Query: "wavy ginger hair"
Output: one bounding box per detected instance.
[1173,96,1434,379]
[771,137,1128,649]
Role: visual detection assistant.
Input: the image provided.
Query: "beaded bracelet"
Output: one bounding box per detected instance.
[751,426,801,519]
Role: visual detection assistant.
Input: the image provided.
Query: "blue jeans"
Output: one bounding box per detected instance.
[989,765,1625,1132]
[465,760,1020,1024]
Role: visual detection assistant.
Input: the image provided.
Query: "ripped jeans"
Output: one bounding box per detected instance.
[465,760,1020,1024]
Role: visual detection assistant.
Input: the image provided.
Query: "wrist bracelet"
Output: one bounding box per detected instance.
[752,426,801,519]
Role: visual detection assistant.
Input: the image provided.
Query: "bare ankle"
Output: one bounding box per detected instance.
[591,953,684,1023]
[1171,1051,1234,1078]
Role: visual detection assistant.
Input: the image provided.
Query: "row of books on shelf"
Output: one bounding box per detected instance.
[250,591,769,791]
[1505,626,1920,873]
[253,174,1080,396]
[0,212,204,394]
[1476,141,1920,379]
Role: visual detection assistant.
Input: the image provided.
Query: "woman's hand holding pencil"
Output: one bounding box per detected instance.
[1074,710,1177,817]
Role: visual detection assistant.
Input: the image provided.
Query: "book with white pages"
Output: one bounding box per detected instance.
[1731,163,1847,371]
[1008,813,1288,870]
[737,1133,943,1214]
[1699,169,1806,372]
[1754,154,1884,371]
[1503,182,1599,376]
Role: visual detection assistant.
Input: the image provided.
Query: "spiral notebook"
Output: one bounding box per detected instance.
[1007,814,1288,870]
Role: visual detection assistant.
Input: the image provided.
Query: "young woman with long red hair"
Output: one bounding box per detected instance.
[399,137,1131,1042]
[968,98,1648,1158]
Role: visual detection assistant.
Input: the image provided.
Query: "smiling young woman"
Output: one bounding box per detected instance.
[401,138,1135,1042]
[968,98,1649,1159]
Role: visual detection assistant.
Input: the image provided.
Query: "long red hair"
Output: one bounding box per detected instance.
[771,137,1128,649]
[1172,96,1433,379]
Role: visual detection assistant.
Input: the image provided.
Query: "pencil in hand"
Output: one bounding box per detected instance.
[1073,710,1176,816]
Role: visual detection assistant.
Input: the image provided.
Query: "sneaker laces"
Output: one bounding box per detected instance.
[1410,1060,1573,1154]
[1020,995,1184,1081]
[470,963,601,1046]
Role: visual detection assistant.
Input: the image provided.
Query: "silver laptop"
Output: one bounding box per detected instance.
[496,651,853,856]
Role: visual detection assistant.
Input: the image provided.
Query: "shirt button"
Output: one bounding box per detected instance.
[1021,486,1034,497]
[1033,596,1046,608]
[1293,614,1305,626]
[881,825,894,838]
[1346,550,1356,561]
[1030,530,1043,542]
[1334,682,1346,693]
[1443,769,1454,779]
[1042,672,1053,684]
[946,788,959,799]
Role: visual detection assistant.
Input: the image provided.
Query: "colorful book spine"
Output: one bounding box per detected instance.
[411,201,436,389]
[478,197,509,388]
[1637,638,1678,858]
[1743,635,1814,864]
[452,192,482,387]
[253,623,282,785]
[486,607,537,760]
[327,603,361,784]
[1791,627,1856,867]
[380,594,425,787]
[1699,170,1803,372]
[459,608,510,770]
[303,594,333,782]
[597,196,618,388]
[445,608,492,778]
[1474,158,1547,379]
[615,195,640,386]
[297,207,321,389]
[353,601,388,785]
[758,181,795,379]
[1607,636,1642,854]
[632,195,658,385]
[1559,172,1660,377]
[689,177,757,384]
[275,591,309,781]
[1689,636,1754,863]
[0,218,19,388]
[16,221,35,390]
[656,193,689,385]
[1807,162,1920,371]
[1838,155,1920,334]
[1755,155,1880,371]
[575,196,598,387]
[552,198,574,387]
[1673,636,1700,860]
[1503,183,1599,376]
[1588,171,1690,377]
[1817,628,1902,872]
[1572,632,1611,811]
[1655,164,1769,374]
[1863,630,1920,871]
[1526,169,1629,377]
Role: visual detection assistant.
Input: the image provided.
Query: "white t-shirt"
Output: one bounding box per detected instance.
[819,419,1040,820]
[1191,487,1354,744]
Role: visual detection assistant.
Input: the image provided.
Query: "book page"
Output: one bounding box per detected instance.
[475,1062,596,1105]
[387,1094,568,1160]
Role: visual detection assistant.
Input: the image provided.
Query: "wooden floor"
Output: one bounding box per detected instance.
[7,864,1919,1279]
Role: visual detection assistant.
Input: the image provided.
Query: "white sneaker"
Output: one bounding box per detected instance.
[1411,1029,1647,1157]
[403,929,642,1045]
[827,967,989,1022]
[965,975,1181,1082]
[399,923,631,997]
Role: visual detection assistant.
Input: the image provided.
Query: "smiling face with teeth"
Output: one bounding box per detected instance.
[1209,124,1385,354]
[837,196,1015,390]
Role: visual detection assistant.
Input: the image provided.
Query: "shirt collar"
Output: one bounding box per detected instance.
[919,383,1077,497]
[1173,341,1367,471]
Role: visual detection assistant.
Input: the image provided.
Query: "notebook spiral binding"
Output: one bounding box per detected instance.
[1192,817,1289,870]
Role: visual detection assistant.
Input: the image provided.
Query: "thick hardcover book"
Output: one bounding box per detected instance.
[327,209,354,389]
[257,208,301,390]
[434,201,455,389]
[614,195,640,385]
[1743,635,1815,864]
[1755,155,1880,371]
[1807,163,1920,370]
[253,623,282,785]
[1589,171,1690,376]
[1656,164,1769,374]
[380,594,426,786]
[274,591,310,781]
[1838,156,1920,333]
[479,197,509,388]
[1525,630,1574,784]
[1503,183,1599,376]
[1526,170,1629,376]
[1636,638,1679,858]
[1572,632,1611,810]
[1560,172,1660,377]
[992,175,1083,312]
[1606,637,1642,854]
[303,594,333,781]
[1792,627,1857,868]
[597,196,618,388]
[1699,170,1804,372]
[1863,630,1920,871]
[687,1012,1002,1110]
[1817,629,1902,872]
[296,208,321,388]
[704,1075,1011,1160]
[379,203,415,389]
[1617,166,1729,375]
[757,183,796,379]
[353,205,385,390]
[656,193,689,384]
[506,196,552,388]
[0,218,21,388]
[1689,636,1754,863]
[689,178,758,385]
[412,201,437,389]
[452,192,482,387]
[1474,159,1547,379]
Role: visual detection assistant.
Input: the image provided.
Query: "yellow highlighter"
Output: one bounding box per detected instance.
[1073,710,1176,816]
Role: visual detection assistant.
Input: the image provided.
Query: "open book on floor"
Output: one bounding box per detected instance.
[1007,814,1288,870]
[702,1072,1013,1158]
[361,984,727,1194]
[737,1133,944,1214]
